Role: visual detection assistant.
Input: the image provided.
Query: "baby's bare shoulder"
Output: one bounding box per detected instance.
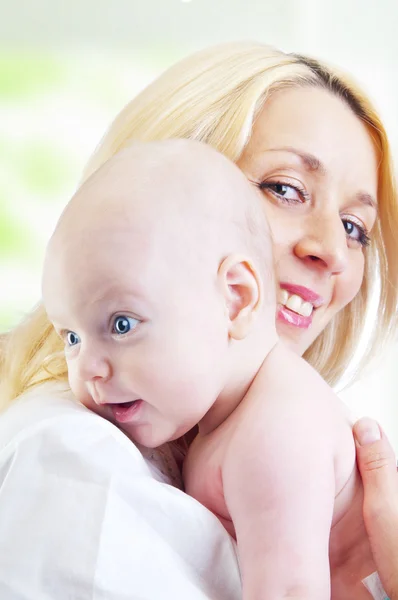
[184,430,232,526]
[224,347,355,491]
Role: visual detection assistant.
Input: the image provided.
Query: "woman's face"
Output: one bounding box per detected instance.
[237,86,378,356]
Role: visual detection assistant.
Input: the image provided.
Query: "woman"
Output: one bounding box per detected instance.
[0,42,397,598]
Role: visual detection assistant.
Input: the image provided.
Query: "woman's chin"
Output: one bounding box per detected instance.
[276,322,314,356]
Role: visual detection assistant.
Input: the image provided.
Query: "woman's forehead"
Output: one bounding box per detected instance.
[244,86,378,194]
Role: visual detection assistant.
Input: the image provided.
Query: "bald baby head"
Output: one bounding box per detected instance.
[42,140,277,446]
[43,139,275,352]
[48,138,270,268]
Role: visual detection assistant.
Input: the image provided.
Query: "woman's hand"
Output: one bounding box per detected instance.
[354,417,398,599]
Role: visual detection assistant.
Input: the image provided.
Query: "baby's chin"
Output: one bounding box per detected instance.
[120,422,179,450]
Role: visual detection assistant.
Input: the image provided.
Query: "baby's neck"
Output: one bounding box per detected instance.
[198,332,278,436]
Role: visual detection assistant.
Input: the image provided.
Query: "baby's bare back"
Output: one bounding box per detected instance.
[184,343,377,599]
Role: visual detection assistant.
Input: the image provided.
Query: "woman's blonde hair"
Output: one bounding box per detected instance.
[1,41,397,407]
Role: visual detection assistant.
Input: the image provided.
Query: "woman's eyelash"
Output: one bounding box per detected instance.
[344,218,371,248]
[359,229,371,247]
[256,180,310,203]
[252,178,372,249]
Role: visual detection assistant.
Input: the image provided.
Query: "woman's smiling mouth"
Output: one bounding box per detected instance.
[277,283,325,328]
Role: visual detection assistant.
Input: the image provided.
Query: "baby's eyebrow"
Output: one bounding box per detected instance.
[102,289,145,304]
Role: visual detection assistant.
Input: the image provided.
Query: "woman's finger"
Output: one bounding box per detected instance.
[353,417,398,599]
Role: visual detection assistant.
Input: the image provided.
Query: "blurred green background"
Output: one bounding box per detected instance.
[0,50,162,330]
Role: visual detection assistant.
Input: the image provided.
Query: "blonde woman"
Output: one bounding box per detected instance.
[0,42,397,599]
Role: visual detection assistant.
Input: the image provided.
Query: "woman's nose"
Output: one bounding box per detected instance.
[294,214,348,275]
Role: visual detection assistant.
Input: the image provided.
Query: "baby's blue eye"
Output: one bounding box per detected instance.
[113,316,139,335]
[66,331,80,346]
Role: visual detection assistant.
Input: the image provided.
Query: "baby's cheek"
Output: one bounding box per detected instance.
[67,366,87,405]
[69,379,102,418]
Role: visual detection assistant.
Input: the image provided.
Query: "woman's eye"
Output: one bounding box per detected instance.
[259,181,308,204]
[66,331,80,346]
[342,218,370,248]
[112,315,139,335]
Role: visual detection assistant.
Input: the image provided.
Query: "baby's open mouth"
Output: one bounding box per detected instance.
[115,400,137,409]
[110,399,143,423]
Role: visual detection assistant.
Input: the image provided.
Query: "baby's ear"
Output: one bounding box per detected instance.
[218,254,263,340]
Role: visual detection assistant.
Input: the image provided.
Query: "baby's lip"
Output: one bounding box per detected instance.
[88,384,139,408]
[110,399,143,423]
[98,395,141,406]
[112,400,137,408]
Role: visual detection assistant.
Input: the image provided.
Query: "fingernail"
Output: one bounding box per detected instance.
[354,417,381,446]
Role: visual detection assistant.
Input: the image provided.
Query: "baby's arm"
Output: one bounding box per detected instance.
[222,383,336,600]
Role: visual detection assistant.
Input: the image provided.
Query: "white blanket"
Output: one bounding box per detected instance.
[0,383,241,599]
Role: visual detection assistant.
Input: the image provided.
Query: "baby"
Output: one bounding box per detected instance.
[42,139,382,600]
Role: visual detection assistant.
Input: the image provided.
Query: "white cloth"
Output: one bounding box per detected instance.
[0,383,241,599]
[362,572,389,600]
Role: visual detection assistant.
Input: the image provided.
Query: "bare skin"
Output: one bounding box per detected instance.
[43,139,379,599]
[354,418,398,599]
[184,345,376,599]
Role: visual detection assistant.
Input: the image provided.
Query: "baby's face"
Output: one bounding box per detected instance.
[43,211,231,448]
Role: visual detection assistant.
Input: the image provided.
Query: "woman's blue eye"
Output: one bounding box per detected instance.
[66,331,80,346]
[258,181,309,204]
[343,219,370,247]
[344,221,355,235]
[113,316,139,335]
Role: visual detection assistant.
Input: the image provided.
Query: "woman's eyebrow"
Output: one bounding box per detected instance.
[355,192,378,212]
[265,146,378,211]
[267,146,327,175]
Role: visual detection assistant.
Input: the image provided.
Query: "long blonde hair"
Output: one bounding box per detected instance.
[1,41,397,407]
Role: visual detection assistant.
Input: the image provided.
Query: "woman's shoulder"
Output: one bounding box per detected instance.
[0,382,186,488]
[0,382,91,440]
[0,382,131,445]
[0,382,241,599]
[0,382,152,479]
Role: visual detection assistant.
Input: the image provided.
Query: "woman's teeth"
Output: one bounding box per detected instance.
[278,290,313,317]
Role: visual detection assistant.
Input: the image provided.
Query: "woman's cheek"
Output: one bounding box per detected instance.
[337,253,365,309]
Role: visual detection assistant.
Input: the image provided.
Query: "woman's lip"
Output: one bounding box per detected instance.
[277,305,313,329]
[280,283,324,308]
[110,400,143,423]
